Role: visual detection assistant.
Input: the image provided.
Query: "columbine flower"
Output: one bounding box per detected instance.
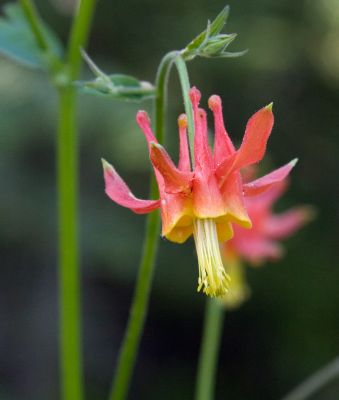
[102,87,295,297]
[224,179,313,266]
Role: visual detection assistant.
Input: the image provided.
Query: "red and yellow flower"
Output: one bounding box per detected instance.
[102,87,296,297]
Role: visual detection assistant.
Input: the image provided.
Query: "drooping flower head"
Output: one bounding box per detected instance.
[102,87,296,297]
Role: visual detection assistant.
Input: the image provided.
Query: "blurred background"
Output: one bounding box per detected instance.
[1,0,339,399]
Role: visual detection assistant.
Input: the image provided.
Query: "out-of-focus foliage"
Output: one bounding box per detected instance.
[0,0,338,399]
[0,2,62,68]
[78,51,155,102]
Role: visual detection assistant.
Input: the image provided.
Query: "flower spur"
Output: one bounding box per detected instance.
[102,87,296,297]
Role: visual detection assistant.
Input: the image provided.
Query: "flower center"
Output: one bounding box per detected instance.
[193,218,230,297]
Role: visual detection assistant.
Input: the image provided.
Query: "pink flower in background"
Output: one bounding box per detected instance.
[102,87,296,296]
[224,180,313,266]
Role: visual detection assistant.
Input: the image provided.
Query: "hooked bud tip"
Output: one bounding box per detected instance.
[189,86,201,107]
[208,95,222,110]
[178,114,187,129]
[136,110,150,125]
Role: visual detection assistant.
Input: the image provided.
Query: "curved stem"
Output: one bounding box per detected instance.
[195,298,224,400]
[108,51,197,400]
[281,356,339,400]
[108,51,178,400]
[57,1,96,400]
[174,55,195,166]
[154,50,178,146]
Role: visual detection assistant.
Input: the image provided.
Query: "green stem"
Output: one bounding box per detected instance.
[109,210,161,400]
[281,356,339,400]
[174,55,195,165]
[109,51,196,400]
[57,86,82,400]
[195,298,225,400]
[66,0,97,80]
[19,0,49,51]
[57,1,96,400]
[154,50,178,145]
[108,51,178,400]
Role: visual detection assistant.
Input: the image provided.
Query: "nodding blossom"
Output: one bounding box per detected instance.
[102,87,296,297]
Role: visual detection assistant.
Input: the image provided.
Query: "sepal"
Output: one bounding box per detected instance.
[102,159,160,214]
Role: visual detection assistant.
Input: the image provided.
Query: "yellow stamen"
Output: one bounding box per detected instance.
[193,218,230,297]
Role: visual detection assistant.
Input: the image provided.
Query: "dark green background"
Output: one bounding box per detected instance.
[0,0,338,399]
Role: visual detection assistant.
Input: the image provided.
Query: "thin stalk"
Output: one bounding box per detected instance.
[108,51,178,400]
[57,87,82,400]
[66,0,97,80]
[195,298,224,400]
[176,55,224,400]
[174,55,194,164]
[109,51,197,400]
[57,1,96,400]
[108,210,161,400]
[281,356,339,400]
[19,0,49,51]
[154,50,178,145]
[19,0,63,75]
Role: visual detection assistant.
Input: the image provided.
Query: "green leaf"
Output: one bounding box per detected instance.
[181,5,246,61]
[80,74,155,102]
[78,52,155,102]
[0,2,63,69]
[184,6,230,55]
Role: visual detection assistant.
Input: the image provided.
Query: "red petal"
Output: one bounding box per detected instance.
[208,95,235,166]
[136,111,157,145]
[192,171,226,218]
[215,152,237,185]
[235,238,283,264]
[264,207,313,239]
[233,104,274,170]
[220,172,251,228]
[150,143,192,194]
[102,159,160,214]
[178,114,191,172]
[189,87,213,171]
[243,159,298,197]
[160,192,193,243]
